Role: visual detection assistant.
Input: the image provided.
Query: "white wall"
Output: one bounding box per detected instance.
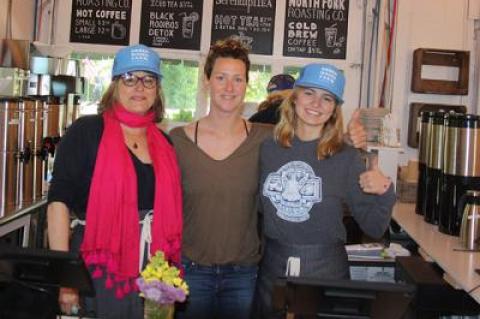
[0,0,35,40]
[389,0,476,164]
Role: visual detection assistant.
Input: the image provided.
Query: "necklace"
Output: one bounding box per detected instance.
[123,129,146,150]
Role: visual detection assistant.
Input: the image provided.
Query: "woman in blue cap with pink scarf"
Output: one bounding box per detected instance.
[256,63,396,318]
[47,44,183,319]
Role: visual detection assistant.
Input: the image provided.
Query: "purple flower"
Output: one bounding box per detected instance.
[136,278,187,304]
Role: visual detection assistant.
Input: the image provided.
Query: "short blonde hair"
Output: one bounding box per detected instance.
[274,87,344,159]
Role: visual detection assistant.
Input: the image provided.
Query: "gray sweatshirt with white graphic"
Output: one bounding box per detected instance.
[260,136,396,245]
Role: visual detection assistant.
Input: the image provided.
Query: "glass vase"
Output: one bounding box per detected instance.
[144,299,174,319]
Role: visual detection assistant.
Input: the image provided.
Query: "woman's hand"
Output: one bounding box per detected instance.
[47,202,80,314]
[359,169,392,195]
[345,109,367,149]
[359,156,392,195]
[59,287,80,315]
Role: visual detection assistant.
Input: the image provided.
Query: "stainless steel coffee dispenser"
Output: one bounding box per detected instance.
[0,40,85,217]
[0,99,20,217]
[416,111,435,215]
[438,114,480,235]
[33,99,44,201]
[424,112,447,224]
[17,99,35,207]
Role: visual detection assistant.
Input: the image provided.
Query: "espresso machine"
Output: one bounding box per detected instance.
[0,39,84,218]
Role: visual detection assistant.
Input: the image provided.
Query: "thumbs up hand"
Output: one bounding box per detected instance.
[359,155,392,195]
[345,109,367,150]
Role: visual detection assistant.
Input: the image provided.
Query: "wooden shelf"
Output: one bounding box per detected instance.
[411,48,469,95]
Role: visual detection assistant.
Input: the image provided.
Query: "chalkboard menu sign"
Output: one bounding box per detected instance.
[211,1,276,55]
[283,0,349,59]
[70,0,132,45]
[139,0,203,50]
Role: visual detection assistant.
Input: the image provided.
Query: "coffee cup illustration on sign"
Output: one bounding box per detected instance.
[180,12,199,39]
[325,24,338,48]
[232,32,253,50]
[111,21,127,40]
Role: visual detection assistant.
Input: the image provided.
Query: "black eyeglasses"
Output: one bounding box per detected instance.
[120,73,158,89]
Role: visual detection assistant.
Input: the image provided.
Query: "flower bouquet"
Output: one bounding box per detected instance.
[137,252,189,319]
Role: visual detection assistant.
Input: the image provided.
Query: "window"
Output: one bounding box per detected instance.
[242,64,272,118]
[72,54,200,123]
[161,59,199,123]
[283,65,301,80]
[246,64,272,103]
[72,52,114,115]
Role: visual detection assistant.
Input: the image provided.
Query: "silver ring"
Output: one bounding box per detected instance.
[71,304,79,315]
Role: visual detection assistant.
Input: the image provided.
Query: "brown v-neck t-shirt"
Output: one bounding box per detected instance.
[170,123,272,265]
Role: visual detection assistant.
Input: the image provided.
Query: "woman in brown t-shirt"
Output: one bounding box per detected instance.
[170,38,270,319]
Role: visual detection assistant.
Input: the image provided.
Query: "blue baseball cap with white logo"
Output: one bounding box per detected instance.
[294,63,345,104]
[112,44,162,79]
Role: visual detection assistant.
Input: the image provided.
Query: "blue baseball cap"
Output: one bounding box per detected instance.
[294,63,345,104]
[112,44,162,79]
[267,74,295,93]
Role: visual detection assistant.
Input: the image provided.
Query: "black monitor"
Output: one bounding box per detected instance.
[0,245,94,319]
[280,276,415,319]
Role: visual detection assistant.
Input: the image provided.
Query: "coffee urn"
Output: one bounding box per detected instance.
[0,40,84,217]
[424,112,447,224]
[33,99,44,201]
[416,111,435,215]
[17,99,37,207]
[0,99,20,217]
[438,114,480,235]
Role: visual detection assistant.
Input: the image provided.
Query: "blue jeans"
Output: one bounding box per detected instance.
[175,257,258,319]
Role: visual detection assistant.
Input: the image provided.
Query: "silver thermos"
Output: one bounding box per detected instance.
[416,111,435,215]
[439,114,480,235]
[424,112,446,224]
[460,190,480,250]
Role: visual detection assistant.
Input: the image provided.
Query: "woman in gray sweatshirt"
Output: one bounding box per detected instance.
[256,63,396,319]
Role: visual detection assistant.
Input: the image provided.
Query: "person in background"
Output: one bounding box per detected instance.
[256,63,396,318]
[249,74,295,125]
[47,44,183,319]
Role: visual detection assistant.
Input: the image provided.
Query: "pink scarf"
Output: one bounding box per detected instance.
[81,103,182,298]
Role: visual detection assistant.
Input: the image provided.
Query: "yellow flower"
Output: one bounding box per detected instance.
[140,251,189,295]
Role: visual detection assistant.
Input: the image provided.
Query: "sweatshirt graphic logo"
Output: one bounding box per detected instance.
[263,161,321,222]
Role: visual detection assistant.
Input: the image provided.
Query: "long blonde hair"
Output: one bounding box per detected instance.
[274,87,344,159]
[98,78,165,123]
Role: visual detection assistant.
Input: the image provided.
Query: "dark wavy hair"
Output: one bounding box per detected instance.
[204,38,250,82]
